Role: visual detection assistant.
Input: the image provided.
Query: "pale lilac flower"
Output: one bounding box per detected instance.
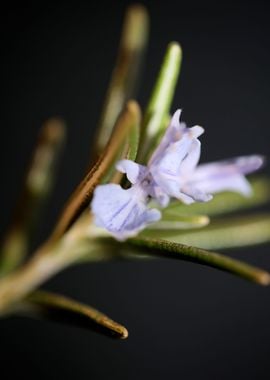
[91,183,161,241]
[91,109,264,240]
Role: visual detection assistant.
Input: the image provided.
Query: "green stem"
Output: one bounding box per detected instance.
[0,215,118,315]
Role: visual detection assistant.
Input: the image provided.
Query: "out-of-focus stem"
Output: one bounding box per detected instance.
[50,101,141,241]
[0,119,66,276]
[0,222,87,314]
[0,215,111,315]
[138,42,182,161]
[94,4,148,155]
[0,102,140,314]
[0,210,269,314]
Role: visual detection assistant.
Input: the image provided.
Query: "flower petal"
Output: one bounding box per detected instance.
[191,155,264,196]
[181,185,213,203]
[149,127,204,197]
[150,185,171,207]
[149,109,185,165]
[179,139,201,175]
[116,159,147,184]
[91,184,161,240]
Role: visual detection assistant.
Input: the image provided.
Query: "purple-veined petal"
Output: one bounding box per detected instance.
[179,139,201,176]
[91,184,161,241]
[116,159,147,184]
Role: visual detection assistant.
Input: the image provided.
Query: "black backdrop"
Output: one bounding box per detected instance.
[1,1,270,379]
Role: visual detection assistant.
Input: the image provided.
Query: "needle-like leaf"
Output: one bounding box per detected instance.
[102,106,140,184]
[0,119,66,276]
[15,290,128,339]
[146,212,209,230]
[94,4,148,154]
[138,42,182,160]
[124,236,270,285]
[146,213,270,250]
[51,101,141,240]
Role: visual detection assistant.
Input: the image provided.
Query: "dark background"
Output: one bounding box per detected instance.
[1,0,270,379]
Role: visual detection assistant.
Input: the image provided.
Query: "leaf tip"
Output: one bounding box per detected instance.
[102,316,129,339]
[258,271,270,286]
[167,41,182,59]
[42,117,66,144]
[120,326,129,339]
[126,100,141,121]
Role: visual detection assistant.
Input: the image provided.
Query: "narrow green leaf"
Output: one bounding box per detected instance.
[102,110,140,184]
[146,212,209,230]
[165,177,270,217]
[94,4,149,154]
[19,290,128,339]
[138,42,182,161]
[155,213,270,250]
[50,101,141,240]
[126,237,270,285]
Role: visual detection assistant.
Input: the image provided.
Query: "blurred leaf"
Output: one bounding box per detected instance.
[95,4,148,154]
[50,101,141,240]
[0,119,66,276]
[165,177,270,217]
[17,290,128,339]
[149,213,270,250]
[102,110,140,184]
[138,42,182,161]
[146,212,209,230]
